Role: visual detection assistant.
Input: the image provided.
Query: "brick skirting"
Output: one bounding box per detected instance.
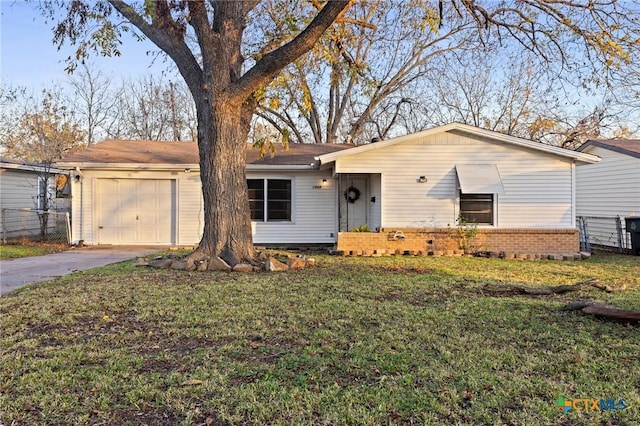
[336,228,579,256]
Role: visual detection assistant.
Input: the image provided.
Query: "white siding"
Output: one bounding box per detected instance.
[70,168,336,245]
[576,146,640,217]
[0,169,40,209]
[249,170,337,244]
[369,174,382,230]
[177,175,204,245]
[336,131,575,228]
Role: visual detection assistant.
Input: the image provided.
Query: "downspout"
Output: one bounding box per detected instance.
[75,166,83,244]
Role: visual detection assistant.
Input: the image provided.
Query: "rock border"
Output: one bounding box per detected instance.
[328,249,591,261]
[135,253,317,272]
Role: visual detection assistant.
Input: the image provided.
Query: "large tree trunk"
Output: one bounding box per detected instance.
[195,96,255,266]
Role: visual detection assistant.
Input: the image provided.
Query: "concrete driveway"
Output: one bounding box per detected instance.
[0,246,163,295]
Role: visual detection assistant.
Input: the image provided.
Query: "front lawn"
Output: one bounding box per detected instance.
[1,253,638,425]
[0,242,68,259]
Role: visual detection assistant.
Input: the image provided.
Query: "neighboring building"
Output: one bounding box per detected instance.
[0,158,69,240]
[576,139,640,250]
[57,123,599,254]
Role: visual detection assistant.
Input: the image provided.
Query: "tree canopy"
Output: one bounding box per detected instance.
[256,0,640,145]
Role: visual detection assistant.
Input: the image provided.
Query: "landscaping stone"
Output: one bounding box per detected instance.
[149,258,173,269]
[208,256,232,271]
[134,257,150,267]
[288,257,307,270]
[185,258,197,272]
[233,263,254,272]
[266,256,289,272]
[580,251,592,260]
[171,260,187,270]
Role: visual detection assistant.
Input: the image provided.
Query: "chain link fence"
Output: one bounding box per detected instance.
[577,216,630,253]
[1,208,71,245]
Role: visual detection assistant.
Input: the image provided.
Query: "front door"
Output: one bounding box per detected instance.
[346,177,367,231]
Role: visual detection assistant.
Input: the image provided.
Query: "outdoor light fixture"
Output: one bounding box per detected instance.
[322,179,328,186]
[418,176,427,183]
[184,168,191,173]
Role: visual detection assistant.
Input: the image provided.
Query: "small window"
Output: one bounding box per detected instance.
[267,179,291,221]
[247,178,292,222]
[460,193,493,225]
[55,174,70,198]
[247,179,264,221]
[37,175,48,210]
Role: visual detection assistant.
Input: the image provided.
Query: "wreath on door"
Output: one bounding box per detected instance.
[345,186,361,203]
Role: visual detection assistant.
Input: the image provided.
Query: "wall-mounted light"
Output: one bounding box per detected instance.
[184,168,191,173]
[418,176,427,183]
[322,179,328,186]
[74,174,82,182]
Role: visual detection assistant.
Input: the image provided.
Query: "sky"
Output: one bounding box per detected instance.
[0,1,172,90]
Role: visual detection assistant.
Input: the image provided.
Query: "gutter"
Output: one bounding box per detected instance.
[55,163,319,171]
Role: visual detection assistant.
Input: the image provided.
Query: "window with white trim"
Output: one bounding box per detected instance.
[247,179,292,222]
[459,193,494,225]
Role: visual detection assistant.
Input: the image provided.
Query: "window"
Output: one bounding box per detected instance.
[37,175,48,210]
[460,193,493,225]
[247,179,292,222]
[247,179,264,220]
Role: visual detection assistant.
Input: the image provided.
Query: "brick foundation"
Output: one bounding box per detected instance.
[336,228,579,256]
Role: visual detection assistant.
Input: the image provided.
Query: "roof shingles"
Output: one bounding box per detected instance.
[58,140,354,167]
[578,139,640,159]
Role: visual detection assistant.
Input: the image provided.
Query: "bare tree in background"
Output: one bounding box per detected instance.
[66,63,118,146]
[257,1,476,144]
[259,1,639,145]
[110,76,197,142]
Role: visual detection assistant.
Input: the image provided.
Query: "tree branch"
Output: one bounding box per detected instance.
[108,0,203,94]
[229,0,351,102]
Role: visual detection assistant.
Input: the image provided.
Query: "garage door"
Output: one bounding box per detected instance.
[96,179,176,244]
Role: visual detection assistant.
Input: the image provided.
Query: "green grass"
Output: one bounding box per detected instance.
[1,253,639,425]
[0,243,65,259]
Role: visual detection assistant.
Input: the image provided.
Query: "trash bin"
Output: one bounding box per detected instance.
[625,217,640,256]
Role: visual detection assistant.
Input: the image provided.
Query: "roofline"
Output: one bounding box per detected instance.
[577,140,640,160]
[55,162,318,171]
[316,123,601,164]
[1,162,68,174]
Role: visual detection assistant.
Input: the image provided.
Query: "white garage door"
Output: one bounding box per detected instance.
[96,179,176,244]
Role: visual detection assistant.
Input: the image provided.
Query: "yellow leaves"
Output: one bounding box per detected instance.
[590,32,631,66]
[301,85,313,115]
[4,90,86,163]
[268,97,281,110]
